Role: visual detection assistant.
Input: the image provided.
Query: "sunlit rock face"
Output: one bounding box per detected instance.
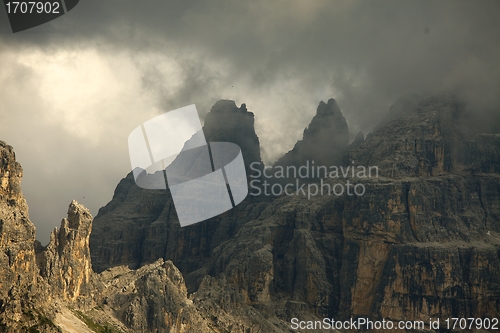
[0,141,38,327]
[39,200,95,303]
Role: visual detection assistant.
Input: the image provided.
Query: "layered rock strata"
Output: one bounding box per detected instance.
[90,95,500,331]
[0,141,38,329]
[2,93,499,332]
[38,200,95,305]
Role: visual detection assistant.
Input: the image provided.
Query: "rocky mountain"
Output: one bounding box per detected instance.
[37,200,95,305]
[347,131,364,150]
[374,93,421,133]
[0,141,95,332]
[349,93,500,178]
[89,100,268,274]
[1,140,289,332]
[1,93,499,332]
[0,141,39,330]
[203,100,263,178]
[274,98,349,169]
[89,95,500,331]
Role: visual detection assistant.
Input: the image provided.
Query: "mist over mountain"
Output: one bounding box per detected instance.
[0,1,499,330]
[1,1,499,246]
[86,94,500,331]
[1,91,499,331]
[274,98,349,169]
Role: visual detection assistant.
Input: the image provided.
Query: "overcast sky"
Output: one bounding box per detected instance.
[0,0,499,244]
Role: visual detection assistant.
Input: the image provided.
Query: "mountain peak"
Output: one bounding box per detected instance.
[274,98,349,168]
[210,99,248,113]
[317,98,341,116]
[203,100,262,175]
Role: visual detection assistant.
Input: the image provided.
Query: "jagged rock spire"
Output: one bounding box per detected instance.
[274,98,349,168]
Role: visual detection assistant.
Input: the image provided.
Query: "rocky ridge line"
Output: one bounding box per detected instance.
[89,95,500,330]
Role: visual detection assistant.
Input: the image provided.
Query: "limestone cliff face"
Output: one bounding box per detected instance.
[0,142,59,332]
[2,93,499,332]
[98,259,213,333]
[96,258,291,333]
[338,176,500,321]
[348,93,500,178]
[0,142,100,331]
[90,100,266,273]
[39,200,95,305]
[0,139,293,333]
[89,94,500,331]
[0,141,38,327]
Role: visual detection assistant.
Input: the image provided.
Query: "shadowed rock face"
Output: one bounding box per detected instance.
[347,131,364,150]
[90,99,265,274]
[348,93,500,177]
[203,100,263,178]
[274,98,349,169]
[89,94,500,330]
[374,93,422,133]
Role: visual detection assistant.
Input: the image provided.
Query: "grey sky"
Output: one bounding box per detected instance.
[0,0,499,244]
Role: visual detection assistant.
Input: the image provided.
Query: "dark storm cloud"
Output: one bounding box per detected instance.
[3,0,499,128]
[83,1,499,127]
[1,0,499,243]
[138,57,225,121]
